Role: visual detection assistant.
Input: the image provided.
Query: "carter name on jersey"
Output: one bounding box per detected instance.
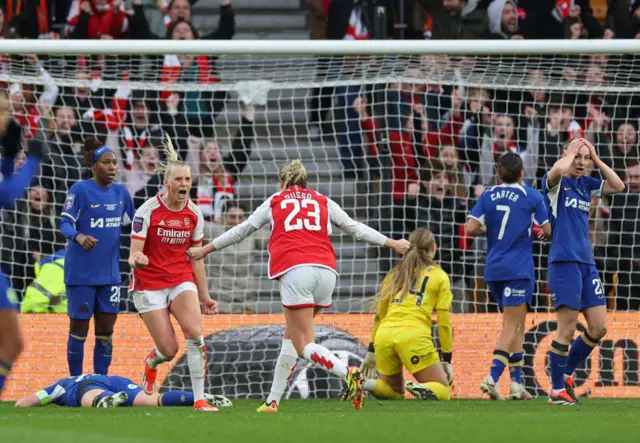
[490,190,520,202]
[158,227,191,244]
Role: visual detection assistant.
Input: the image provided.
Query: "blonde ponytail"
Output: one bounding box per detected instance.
[372,228,436,310]
[279,159,308,189]
[157,132,188,179]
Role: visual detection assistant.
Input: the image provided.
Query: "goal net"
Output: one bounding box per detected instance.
[1,40,639,401]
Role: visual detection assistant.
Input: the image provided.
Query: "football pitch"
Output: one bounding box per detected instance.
[2,399,640,443]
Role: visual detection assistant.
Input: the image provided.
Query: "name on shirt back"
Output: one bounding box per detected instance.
[490,190,519,202]
[283,191,313,200]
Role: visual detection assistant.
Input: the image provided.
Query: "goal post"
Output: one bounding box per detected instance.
[1,39,640,401]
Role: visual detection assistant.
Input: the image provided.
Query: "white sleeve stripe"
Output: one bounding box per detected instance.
[466,214,485,226]
[593,180,605,197]
[539,219,550,226]
[546,176,560,192]
[61,212,76,222]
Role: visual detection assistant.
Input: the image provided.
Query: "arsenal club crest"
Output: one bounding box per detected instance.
[184,217,191,228]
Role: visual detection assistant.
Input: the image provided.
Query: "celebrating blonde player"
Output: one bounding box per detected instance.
[188,159,410,412]
[128,134,218,412]
[359,228,454,401]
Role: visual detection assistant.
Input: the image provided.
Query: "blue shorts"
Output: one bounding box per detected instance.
[0,273,18,311]
[487,279,534,308]
[79,376,142,407]
[67,285,120,319]
[548,262,605,311]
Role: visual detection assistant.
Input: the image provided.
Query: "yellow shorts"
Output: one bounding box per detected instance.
[374,325,440,376]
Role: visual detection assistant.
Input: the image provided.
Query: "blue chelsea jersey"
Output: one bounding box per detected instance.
[468,183,549,282]
[38,374,122,407]
[542,173,603,265]
[61,180,135,286]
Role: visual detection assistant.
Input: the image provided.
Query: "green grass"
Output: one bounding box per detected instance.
[1,399,640,443]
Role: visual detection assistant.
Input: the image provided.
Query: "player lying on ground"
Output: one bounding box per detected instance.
[542,137,624,405]
[14,374,232,408]
[128,134,218,412]
[60,138,135,377]
[350,228,453,401]
[466,152,551,401]
[188,159,411,412]
[0,89,46,398]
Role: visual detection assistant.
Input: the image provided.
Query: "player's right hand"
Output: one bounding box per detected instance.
[442,362,454,386]
[187,246,207,261]
[75,233,98,250]
[391,239,411,255]
[130,251,149,269]
[360,351,377,379]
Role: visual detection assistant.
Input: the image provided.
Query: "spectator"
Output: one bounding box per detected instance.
[59,70,129,140]
[46,104,84,211]
[203,201,262,313]
[122,144,164,208]
[121,95,162,170]
[609,121,640,174]
[539,94,581,172]
[129,0,234,40]
[411,160,467,310]
[66,0,129,39]
[518,0,602,39]
[438,145,471,199]
[159,19,220,140]
[21,249,67,314]
[306,0,330,140]
[609,161,640,309]
[8,56,59,141]
[477,114,539,187]
[190,103,255,223]
[3,0,64,39]
[7,184,66,290]
[487,0,521,39]
[416,0,489,40]
[129,0,234,119]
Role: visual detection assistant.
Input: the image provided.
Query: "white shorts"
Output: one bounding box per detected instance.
[132,282,198,314]
[278,266,337,309]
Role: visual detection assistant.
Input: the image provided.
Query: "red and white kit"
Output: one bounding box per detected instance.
[130,195,204,313]
[212,185,387,308]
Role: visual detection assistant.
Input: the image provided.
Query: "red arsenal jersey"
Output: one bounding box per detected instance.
[248,186,337,279]
[130,195,204,291]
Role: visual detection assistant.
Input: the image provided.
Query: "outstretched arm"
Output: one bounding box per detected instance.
[327,199,410,253]
[14,394,42,408]
[188,197,272,260]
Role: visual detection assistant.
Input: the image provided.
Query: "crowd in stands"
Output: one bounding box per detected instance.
[0,0,639,313]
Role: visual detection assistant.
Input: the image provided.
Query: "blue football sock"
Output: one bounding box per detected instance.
[566,332,599,376]
[67,333,86,376]
[92,390,117,407]
[549,340,569,392]
[94,335,113,375]
[160,391,195,406]
[489,349,510,383]
[0,360,11,396]
[509,353,523,384]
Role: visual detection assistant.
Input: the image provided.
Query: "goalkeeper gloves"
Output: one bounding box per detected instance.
[442,362,454,386]
[360,351,377,380]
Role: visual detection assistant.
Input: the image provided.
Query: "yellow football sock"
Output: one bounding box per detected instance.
[424,382,451,401]
[371,379,404,400]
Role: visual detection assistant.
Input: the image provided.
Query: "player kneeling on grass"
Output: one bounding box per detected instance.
[355,228,454,401]
[14,374,232,409]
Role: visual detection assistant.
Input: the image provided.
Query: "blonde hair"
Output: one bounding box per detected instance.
[279,159,308,189]
[372,228,436,310]
[157,132,189,179]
